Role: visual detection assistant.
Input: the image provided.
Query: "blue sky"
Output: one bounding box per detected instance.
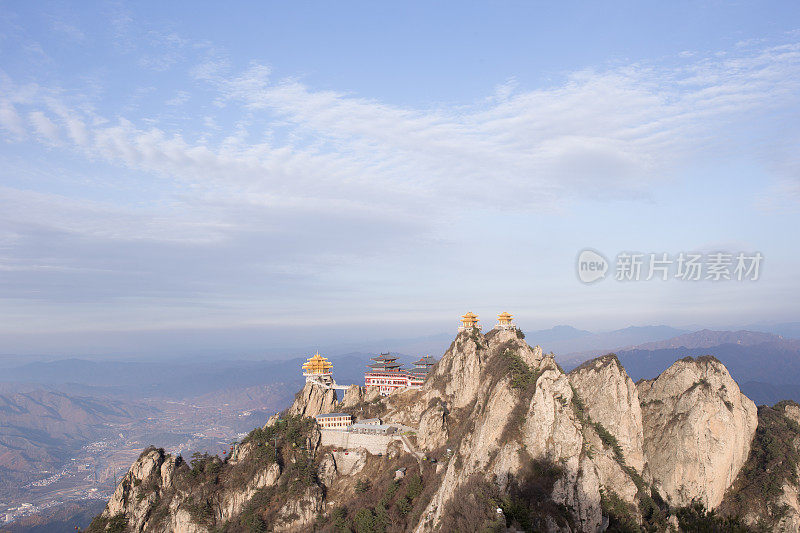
[1,1,800,356]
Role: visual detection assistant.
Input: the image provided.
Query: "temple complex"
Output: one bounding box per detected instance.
[364,353,407,395]
[495,311,516,330]
[458,311,480,332]
[363,352,436,395]
[299,349,436,395]
[302,351,334,385]
[301,312,511,396]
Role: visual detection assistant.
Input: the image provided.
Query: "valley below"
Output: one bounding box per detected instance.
[0,377,295,529]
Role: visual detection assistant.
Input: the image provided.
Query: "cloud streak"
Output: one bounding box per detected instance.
[5,40,799,217]
[1,34,799,329]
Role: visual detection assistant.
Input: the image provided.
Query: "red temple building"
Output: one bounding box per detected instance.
[364,353,406,395]
[364,352,436,395]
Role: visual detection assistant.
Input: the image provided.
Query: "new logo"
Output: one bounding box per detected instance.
[577,249,608,283]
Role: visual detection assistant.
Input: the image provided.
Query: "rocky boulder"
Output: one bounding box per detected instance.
[782,401,800,426]
[638,356,757,508]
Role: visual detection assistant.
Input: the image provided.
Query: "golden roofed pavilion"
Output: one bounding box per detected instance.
[302,351,333,377]
[496,311,516,330]
[459,311,480,331]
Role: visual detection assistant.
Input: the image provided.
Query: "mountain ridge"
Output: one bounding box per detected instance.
[83,326,800,532]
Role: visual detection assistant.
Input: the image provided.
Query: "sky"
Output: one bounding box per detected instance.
[1,1,800,357]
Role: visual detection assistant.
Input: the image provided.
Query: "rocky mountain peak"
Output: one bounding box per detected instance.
[568,352,645,473]
[427,328,490,408]
[638,355,757,508]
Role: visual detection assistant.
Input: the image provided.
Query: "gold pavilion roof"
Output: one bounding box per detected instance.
[498,311,513,321]
[302,351,333,374]
[461,311,479,326]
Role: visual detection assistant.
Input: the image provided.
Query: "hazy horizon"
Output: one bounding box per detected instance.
[1,318,798,362]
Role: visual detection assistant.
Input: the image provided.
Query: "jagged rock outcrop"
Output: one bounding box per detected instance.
[569,354,646,473]
[317,453,337,487]
[364,386,381,403]
[783,401,800,425]
[428,329,489,409]
[331,449,367,476]
[415,328,607,532]
[340,384,365,408]
[263,413,280,428]
[582,423,640,505]
[416,398,449,450]
[521,361,603,532]
[102,448,170,530]
[217,462,281,521]
[776,481,800,533]
[273,486,323,532]
[96,446,285,533]
[288,381,337,418]
[638,356,757,509]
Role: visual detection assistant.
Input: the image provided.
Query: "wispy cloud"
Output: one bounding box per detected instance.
[165,90,190,106]
[51,20,85,42]
[28,110,58,141]
[757,179,800,212]
[0,101,25,137]
[8,41,800,216]
[1,35,800,316]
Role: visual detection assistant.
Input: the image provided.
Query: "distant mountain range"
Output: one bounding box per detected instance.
[631,329,798,351]
[734,321,800,339]
[556,329,800,405]
[0,352,413,401]
[4,323,799,404]
[529,324,690,356]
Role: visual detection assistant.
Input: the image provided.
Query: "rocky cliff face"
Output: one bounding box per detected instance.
[287,380,338,418]
[568,353,645,473]
[89,418,322,533]
[90,327,784,533]
[638,356,757,509]
[340,384,364,408]
[401,328,623,532]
